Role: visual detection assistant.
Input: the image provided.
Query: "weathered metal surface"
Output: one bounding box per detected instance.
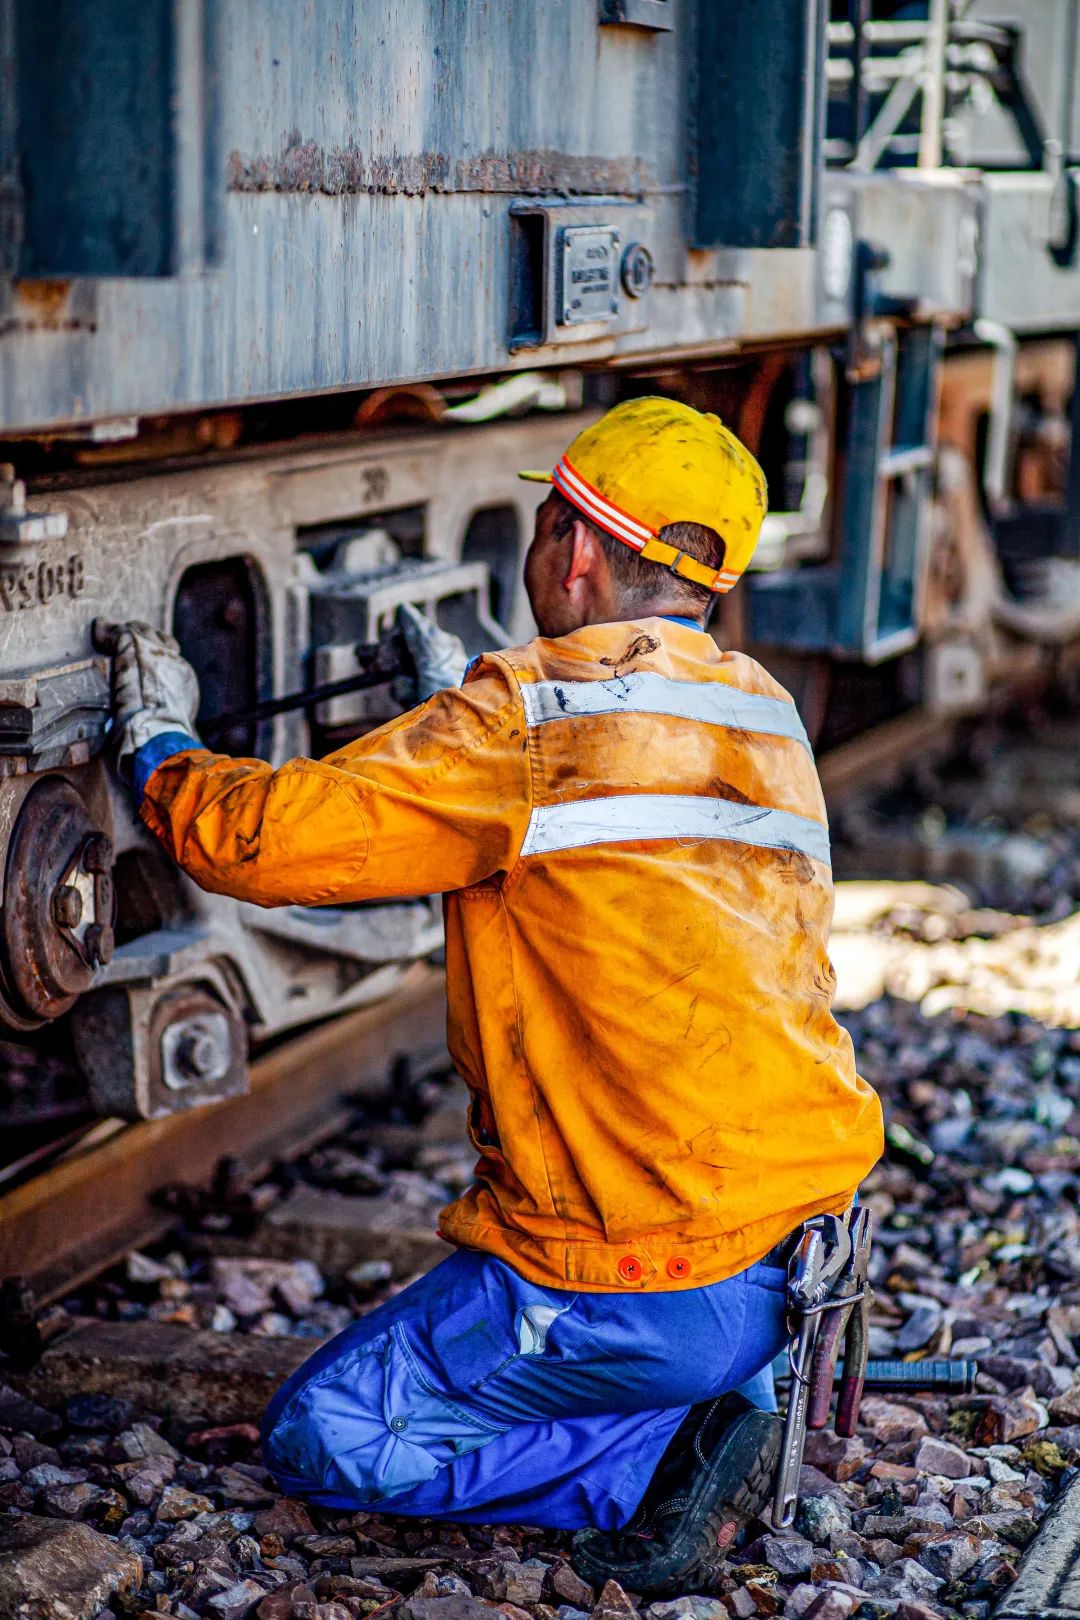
[0,0,849,433]
[0,1,20,279]
[0,0,1068,430]
[0,777,111,1023]
[824,168,979,323]
[226,144,656,198]
[14,0,219,278]
[995,1470,1080,1619]
[0,962,445,1302]
[598,0,672,33]
[0,414,572,1109]
[0,660,110,772]
[978,174,1080,333]
[73,980,248,1121]
[693,0,826,251]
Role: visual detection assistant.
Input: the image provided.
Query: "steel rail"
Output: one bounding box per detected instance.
[0,964,446,1306]
[995,1472,1080,1619]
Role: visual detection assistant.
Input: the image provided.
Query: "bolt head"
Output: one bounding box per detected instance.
[52,884,83,929]
[176,1030,218,1079]
[82,835,113,875]
[620,242,654,300]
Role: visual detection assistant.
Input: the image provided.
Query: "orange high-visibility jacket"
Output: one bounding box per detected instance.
[142,618,883,1290]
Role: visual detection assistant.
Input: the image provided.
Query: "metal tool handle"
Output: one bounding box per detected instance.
[772,1326,816,1529]
[807,1301,850,1430]
[835,1293,868,1437]
[853,1358,979,1394]
[834,1206,872,1437]
[201,640,406,739]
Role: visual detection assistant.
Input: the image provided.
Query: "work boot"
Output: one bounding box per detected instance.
[571,1393,781,1597]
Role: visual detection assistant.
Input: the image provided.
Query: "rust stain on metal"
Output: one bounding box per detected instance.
[11,280,72,319]
[0,317,97,338]
[227,138,654,199]
[0,279,95,340]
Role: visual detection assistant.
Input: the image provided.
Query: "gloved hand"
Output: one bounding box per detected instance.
[395,602,470,704]
[100,621,201,774]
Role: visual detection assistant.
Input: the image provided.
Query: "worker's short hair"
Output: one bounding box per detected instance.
[548,492,726,611]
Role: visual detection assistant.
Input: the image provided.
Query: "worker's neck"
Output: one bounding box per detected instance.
[583,600,707,631]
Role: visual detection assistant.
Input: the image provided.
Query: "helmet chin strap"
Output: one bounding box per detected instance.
[636,534,735,595]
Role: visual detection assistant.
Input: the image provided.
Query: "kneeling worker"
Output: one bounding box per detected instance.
[108,399,883,1593]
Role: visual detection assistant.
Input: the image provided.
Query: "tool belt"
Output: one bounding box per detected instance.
[771,1205,873,1529]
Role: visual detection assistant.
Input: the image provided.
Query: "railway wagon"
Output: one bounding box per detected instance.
[0,0,1077,1126]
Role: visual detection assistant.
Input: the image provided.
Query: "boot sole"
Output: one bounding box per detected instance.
[572,1410,782,1599]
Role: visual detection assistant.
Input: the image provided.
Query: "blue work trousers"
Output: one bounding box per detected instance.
[262,1248,788,1530]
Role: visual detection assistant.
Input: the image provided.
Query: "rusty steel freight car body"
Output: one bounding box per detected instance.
[0,0,1077,1122]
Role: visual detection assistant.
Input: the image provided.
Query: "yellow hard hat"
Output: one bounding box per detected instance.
[519,397,767,595]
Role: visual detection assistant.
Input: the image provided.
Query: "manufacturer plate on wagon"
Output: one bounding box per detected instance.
[559,226,619,325]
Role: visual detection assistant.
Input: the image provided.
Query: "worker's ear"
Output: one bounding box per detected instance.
[563,519,600,591]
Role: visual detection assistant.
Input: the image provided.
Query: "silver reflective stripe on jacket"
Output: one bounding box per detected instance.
[520,673,812,753]
[519,793,831,866]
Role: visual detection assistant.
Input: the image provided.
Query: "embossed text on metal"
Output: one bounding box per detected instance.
[559,226,620,326]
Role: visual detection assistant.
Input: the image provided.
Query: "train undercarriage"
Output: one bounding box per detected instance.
[0,0,1078,1126]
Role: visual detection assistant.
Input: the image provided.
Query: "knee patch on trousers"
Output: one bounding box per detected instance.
[264,1325,507,1503]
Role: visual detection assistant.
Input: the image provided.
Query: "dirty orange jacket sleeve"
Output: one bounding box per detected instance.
[139,657,532,907]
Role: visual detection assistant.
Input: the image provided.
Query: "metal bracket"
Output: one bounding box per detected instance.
[508,199,653,352]
[0,465,68,545]
[748,323,944,662]
[597,0,672,30]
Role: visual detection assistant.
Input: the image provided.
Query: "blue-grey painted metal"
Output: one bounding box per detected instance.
[0,0,1068,439]
[0,0,17,278]
[692,0,827,250]
[18,1,176,277]
[0,0,847,434]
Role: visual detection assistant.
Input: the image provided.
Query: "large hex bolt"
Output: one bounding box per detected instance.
[165,1013,232,1089]
[176,1029,221,1080]
[52,884,83,930]
[82,835,113,874]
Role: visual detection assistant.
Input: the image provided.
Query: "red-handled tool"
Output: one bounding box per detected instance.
[835,1208,873,1436]
[771,1205,874,1529]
